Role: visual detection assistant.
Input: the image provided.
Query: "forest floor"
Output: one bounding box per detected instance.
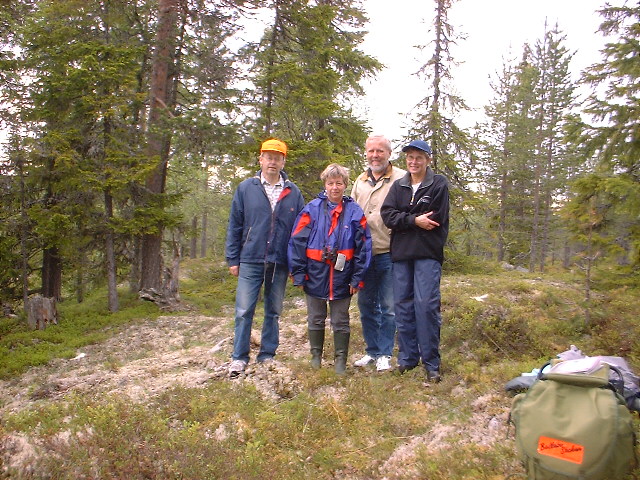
[1,286,519,479]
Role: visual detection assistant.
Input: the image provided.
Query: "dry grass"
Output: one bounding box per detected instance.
[1,260,639,479]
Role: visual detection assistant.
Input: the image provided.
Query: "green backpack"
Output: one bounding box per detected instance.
[510,363,637,480]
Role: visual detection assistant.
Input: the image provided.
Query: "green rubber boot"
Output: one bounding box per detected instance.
[308,329,325,369]
[333,331,350,375]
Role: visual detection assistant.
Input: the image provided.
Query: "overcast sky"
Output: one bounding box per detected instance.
[359,0,613,149]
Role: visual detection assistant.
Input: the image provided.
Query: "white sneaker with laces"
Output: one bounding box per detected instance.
[354,354,375,367]
[229,359,247,377]
[376,355,392,372]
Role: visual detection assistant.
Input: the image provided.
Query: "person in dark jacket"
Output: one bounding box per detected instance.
[288,163,372,374]
[380,140,449,383]
[225,139,305,377]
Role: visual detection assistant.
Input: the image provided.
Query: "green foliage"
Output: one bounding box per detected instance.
[441,273,588,370]
[563,3,640,269]
[407,0,476,183]
[443,250,501,275]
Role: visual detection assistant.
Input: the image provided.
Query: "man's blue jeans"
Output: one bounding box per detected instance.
[232,262,288,363]
[357,252,396,357]
[393,258,442,371]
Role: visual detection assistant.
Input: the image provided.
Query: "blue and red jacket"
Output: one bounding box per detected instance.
[288,192,372,300]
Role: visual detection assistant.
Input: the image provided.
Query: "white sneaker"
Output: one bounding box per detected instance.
[376,356,392,372]
[354,354,375,367]
[229,359,247,377]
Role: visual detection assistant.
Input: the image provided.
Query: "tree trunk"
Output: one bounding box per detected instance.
[105,192,119,312]
[190,216,197,259]
[17,149,29,305]
[497,171,507,262]
[76,252,85,304]
[584,225,593,327]
[200,211,208,257]
[42,247,62,301]
[139,0,179,292]
[563,241,571,269]
[539,119,556,273]
[129,235,141,293]
[26,294,58,330]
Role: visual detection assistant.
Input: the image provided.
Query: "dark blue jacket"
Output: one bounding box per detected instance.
[288,192,372,300]
[225,171,304,267]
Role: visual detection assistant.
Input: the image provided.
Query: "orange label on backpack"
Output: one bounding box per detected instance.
[537,436,584,464]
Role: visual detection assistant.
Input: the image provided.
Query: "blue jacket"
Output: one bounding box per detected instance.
[288,192,372,300]
[225,171,304,267]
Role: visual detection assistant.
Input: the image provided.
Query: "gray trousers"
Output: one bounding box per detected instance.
[306,294,351,333]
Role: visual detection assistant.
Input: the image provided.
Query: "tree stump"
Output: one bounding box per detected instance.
[26,295,58,330]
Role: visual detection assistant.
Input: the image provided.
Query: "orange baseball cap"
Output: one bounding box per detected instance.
[260,139,287,156]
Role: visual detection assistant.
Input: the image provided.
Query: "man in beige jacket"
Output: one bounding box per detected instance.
[351,135,406,371]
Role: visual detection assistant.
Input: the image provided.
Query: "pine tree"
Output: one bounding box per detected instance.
[139,0,182,294]
[169,1,241,259]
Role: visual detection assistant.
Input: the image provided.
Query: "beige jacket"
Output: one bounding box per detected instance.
[350,163,406,255]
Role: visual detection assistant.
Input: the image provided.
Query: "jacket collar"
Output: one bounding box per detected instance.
[253,169,292,187]
[358,162,394,185]
[317,190,352,205]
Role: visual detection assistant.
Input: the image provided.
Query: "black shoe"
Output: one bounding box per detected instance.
[397,364,417,374]
[426,369,442,383]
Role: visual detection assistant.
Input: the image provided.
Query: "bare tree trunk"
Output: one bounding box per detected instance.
[100,1,118,313]
[583,225,593,327]
[129,235,141,293]
[76,256,85,304]
[17,148,29,306]
[529,120,544,272]
[105,192,119,312]
[539,114,556,273]
[42,247,62,301]
[139,0,179,292]
[200,211,208,257]
[563,241,571,269]
[41,156,62,301]
[498,171,507,262]
[190,216,197,259]
[529,176,541,272]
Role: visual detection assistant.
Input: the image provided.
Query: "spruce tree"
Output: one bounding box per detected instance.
[529,23,576,271]
[406,0,475,184]
[241,0,381,197]
[567,3,640,268]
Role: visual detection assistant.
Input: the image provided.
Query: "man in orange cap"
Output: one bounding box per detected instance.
[225,138,304,377]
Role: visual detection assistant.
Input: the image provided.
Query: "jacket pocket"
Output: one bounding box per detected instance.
[242,227,252,248]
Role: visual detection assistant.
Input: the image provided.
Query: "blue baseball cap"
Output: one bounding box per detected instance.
[402,140,432,155]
